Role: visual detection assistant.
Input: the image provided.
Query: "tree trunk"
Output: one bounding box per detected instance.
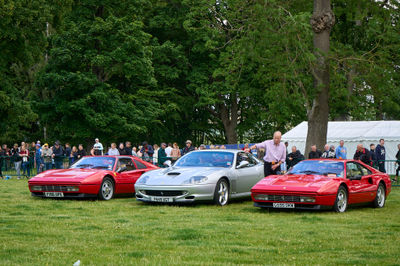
[305,0,335,156]
[219,93,239,144]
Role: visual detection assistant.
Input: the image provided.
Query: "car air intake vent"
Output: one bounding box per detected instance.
[268,194,301,202]
[145,190,184,196]
[167,172,180,176]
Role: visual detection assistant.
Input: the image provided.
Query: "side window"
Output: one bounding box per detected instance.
[346,162,362,178]
[236,152,254,167]
[133,159,147,169]
[357,163,372,176]
[118,158,136,171]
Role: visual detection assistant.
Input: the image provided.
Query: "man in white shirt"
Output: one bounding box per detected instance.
[108,143,119,156]
[93,138,103,156]
[165,143,173,157]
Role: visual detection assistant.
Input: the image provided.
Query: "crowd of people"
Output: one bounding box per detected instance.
[0,138,211,179]
[1,135,400,181]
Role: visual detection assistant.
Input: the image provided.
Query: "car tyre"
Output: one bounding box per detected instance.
[98,177,114,200]
[333,185,348,213]
[213,178,229,206]
[373,183,385,208]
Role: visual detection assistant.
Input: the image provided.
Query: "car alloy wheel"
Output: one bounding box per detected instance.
[99,177,114,200]
[214,179,229,206]
[373,183,385,208]
[334,186,347,213]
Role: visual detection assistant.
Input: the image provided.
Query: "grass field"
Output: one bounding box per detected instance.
[1,180,399,265]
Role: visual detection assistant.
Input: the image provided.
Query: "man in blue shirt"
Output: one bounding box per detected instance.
[34,144,43,174]
[335,140,347,159]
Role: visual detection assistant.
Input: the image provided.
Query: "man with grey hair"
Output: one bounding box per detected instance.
[250,131,286,176]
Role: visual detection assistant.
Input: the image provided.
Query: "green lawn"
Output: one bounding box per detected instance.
[1,180,399,265]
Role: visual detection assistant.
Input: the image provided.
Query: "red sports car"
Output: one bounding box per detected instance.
[28,156,158,200]
[251,159,392,212]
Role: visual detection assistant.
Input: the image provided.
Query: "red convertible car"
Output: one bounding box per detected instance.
[251,159,392,212]
[28,156,158,200]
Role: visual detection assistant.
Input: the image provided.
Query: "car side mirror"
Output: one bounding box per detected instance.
[117,166,127,173]
[350,174,362,180]
[237,161,249,169]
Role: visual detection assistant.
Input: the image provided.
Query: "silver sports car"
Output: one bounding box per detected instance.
[135,150,264,205]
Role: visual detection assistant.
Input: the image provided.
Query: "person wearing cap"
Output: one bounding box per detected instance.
[182,140,195,156]
[34,144,43,174]
[199,144,206,150]
[52,141,64,169]
[41,143,53,170]
[93,138,103,156]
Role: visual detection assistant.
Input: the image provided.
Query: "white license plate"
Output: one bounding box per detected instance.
[150,196,173,203]
[273,202,295,208]
[44,192,64,197]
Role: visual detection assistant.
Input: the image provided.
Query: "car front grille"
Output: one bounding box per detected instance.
[31,185,78,192]
[264,194,301,202]
[144,190,185,197]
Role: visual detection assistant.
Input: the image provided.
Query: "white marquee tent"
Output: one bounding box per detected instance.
[282,121,400,173]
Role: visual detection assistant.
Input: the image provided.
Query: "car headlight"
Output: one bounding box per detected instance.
[66,186,79,192]
[31,186,42,191]
[299,196,316,203]
[182,176,208,185]
[137,176,149,185]
[253,194,269,201]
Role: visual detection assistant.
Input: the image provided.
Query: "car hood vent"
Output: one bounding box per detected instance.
[167,172,181,176]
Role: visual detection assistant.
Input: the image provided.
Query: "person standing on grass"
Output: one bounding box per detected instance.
[353,144,371,166]
[132,147,139,157]
[52,141,64,169]
[93,138,103,156]
[250,131,286,176]
[108,143,120,156]
[370,144,377,168]
[375,139,386,173]
[118,143,127,155]
[70,146,78,164]
[286,146,304,169]
[11,143,22,179]
[0,146,4,179]
[182,140,195,156]
[34,144,43,174]
[77,144,86,160]
[165,143,173,157]
[395,144,400,181]
[41,143,53,170]
[335,140,347,159]
[158,143,168,167]
[64,143,72,166]
[19,145,30,178]
[308,145,322,159]
[171,142,181,163]
[124,141,133,155]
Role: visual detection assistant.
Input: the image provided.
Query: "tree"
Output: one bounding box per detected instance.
[305,0,335,156]
[34,0,161,146]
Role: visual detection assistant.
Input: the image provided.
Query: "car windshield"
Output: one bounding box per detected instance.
[175,151,234,168]
[287,160,344,177]
[70,157,115,170]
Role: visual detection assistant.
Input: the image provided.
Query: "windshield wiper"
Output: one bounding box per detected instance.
[75,164,94,168]
[321,172,337,176]
[300,170,320,175]
[92,166,108,169]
